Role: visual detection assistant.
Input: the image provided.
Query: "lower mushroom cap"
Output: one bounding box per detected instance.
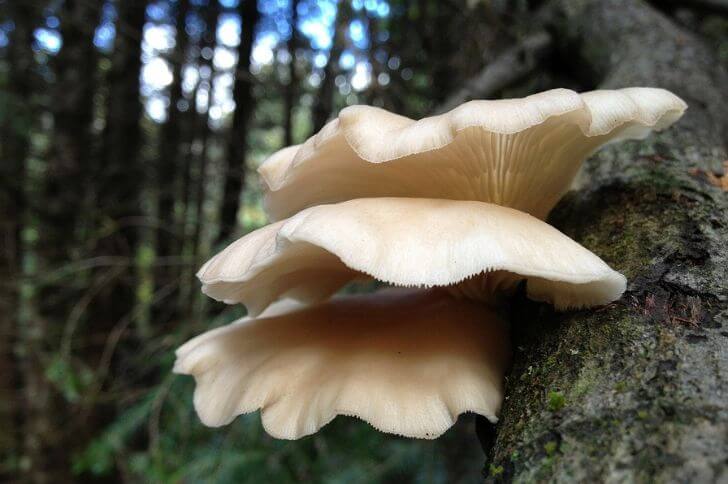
[198,197,626,316]
[173,288,510,440]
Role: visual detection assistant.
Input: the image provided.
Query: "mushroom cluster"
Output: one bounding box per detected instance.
[175,88,686,440]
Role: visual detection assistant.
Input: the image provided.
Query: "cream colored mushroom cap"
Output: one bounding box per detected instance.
[259,87,686,220]
[173,288,510,440]
[198,197,626,316]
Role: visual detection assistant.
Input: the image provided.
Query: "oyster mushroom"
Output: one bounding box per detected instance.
[197,197,626,316]
[259,88,686,220]
[181,198,624,439]
[173,288,509,440]
[175,87,685,441]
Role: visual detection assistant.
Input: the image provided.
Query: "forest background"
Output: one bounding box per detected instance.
[1,0,727,482]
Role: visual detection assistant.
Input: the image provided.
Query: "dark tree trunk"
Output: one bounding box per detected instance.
[190,117,210,262]
[189,0,219,265]
[45,0,100,248]
[486,0,728,481]
[154,0,191,320]
[91,0,147,323]
[177,83,200,257]
[364,12,381,106]
[175,79,201,310]
[283,0,300,146]
[311,1,350,134]
[381,0,411,116]
[217,0,260,244]
[0,3,37,480]
[419,0,454,104]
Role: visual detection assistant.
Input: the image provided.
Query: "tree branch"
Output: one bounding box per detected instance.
[434,31,552,114]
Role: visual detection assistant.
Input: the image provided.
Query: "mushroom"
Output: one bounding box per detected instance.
[259,88,686,221]
[197,197,626,316]
[177,87,684,441]
[173,288,510,439]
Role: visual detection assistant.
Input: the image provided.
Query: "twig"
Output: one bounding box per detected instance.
[79,280,180,419]
[434,31,552,114]
[148,374,175,454]
[60,266,124,360]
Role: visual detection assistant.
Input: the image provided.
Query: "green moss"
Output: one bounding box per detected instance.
[489,464,504,477]
[570,362,600,400]
[547,391,566,412]
[551,181,696,283]
[487,155,727,481]
[544,441,558,456]
[535,456,556,481]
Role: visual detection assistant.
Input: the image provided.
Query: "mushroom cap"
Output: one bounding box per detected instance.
[259,87,686,220]
[198,197,626,316]
[173,288,510,440]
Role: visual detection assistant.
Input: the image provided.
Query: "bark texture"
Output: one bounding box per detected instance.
[486,0,728,482]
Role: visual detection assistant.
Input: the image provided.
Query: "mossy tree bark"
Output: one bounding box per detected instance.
[486,0,728,482]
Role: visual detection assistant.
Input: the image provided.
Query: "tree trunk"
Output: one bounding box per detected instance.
[419,0,455,104]
[190,0,219,263]
[486,0,728,481]
[283,0,300,146]
[217,0,260,244]
[175,73,201,310]
[0,3,37,479]
[45,0,100,247]
[154,0,191,320]
[311,0,350,133]
[92,0,147,323]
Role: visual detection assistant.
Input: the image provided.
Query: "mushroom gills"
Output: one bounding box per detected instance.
[260,87,686,220]
[198,197,626,315]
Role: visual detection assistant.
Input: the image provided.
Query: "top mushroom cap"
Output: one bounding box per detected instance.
[259,87,686,221]
[198,197,626,316]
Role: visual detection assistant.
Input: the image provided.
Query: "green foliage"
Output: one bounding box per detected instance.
[73,335,476,483]
[544,441,558,456]
[74,392,158,476]
[1,0,514,481]
[45,356,93,403]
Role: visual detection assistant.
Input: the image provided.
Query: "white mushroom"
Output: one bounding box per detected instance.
[176,87,684,441]
[259,88,686,220]
[173,288,510,440]
[198,197,626,316]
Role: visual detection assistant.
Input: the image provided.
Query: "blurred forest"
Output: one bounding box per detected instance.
[1,0,727,482]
